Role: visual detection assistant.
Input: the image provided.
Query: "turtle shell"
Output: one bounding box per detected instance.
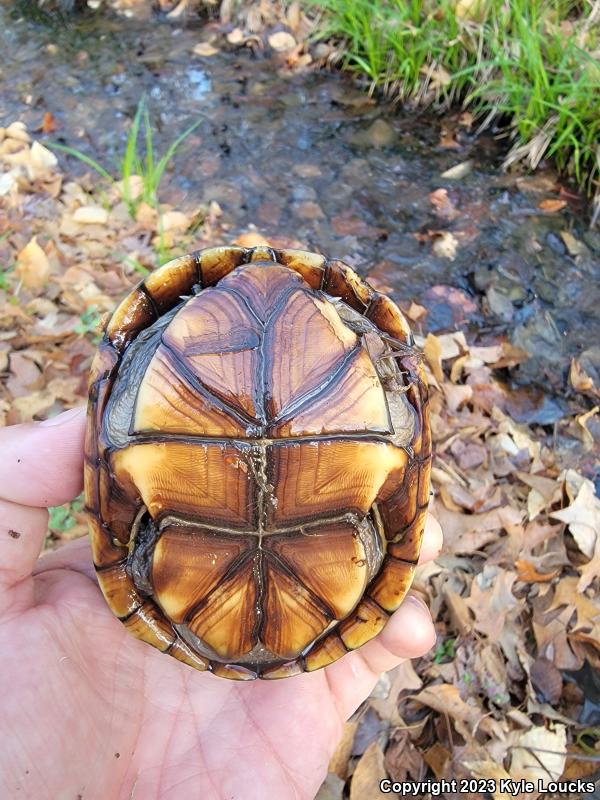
[85,246,431,680]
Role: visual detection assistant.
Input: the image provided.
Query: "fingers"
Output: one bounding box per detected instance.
[0,407,86,507]
[33,536,97,582]
[419,513,443,564]
[324,511,441,718]
[0,499,49,617]
[325,592,436,718]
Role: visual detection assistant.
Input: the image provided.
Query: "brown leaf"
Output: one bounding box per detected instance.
[429,188,460,220]
[551,478,600,559]
[193,42,220,57]
[515,559,559,583]
[422,742,451,779]
[268,31,297,52]
[350,742,393,800]
[530,657,563,705]
[538,198,567,213]
[510,724,566,782]
[384,731,425,783]
[328,721,357,780]
[315,773,345,800]
[16,236,51,289]
[570,357,599,398]
[41,111,57,134]
[423,333,444,383]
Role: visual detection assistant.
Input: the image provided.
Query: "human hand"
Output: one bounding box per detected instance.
[0,407,442,800]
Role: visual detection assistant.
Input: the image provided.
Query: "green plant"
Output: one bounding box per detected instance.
[48,495,84,534]
[433,636,456,664]
[50,98,203,216]
[307,0,600,196]
[75,305,102,339]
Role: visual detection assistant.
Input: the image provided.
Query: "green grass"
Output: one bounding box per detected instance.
[307,0,600,196]
[50,97,203,217]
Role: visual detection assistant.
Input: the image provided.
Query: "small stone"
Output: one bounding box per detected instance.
[364,119,395,148]
[293,201,325,220]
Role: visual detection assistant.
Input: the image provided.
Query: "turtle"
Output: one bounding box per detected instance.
[85,245,432,681]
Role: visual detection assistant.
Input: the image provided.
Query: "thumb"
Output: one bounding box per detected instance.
[0,407,86,616]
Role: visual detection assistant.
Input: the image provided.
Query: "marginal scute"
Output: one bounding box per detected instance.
[338,598,388,650]
[304,633,348,672]
[275,249,326,289]
[324,260,372,312]
[143,254,198,314]
[106,288,156,351]
[88,515,128,569]
[260,660,305,680]
[198,246,247,287]
[367,557,416,612]
[366,292,413,345]
[96,563,144,619]
[123,602,176,652]
[168,638,210,671]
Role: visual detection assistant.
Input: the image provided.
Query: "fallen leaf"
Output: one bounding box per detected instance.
[551,478,600,558]
[440,160,473,179]
[41,111,57,134]
[16,236,51,289]
[350,741,393,800]
[423,333,444,383]
[529,657,563,705]
[464,761,515,800]
[432,230,458,260]
[73,205,109,224]
[315,773,344,800]
[570,357,599,398]
[560,230,585,256]
[268,31,297,52]
[233,231,271,248]
[429,188,460,220]
[515,559,559,583]
[538,198,567,213]
[28,141,58,179]
[328,721,357,780]
[227,28,245,45]
[160,210,190,232]
[193,42,220,57]
[510,724,566,782]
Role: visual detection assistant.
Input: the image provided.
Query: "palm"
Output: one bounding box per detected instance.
[5,541,342,799]
[0,411,440,800]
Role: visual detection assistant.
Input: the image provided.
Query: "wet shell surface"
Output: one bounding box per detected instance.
[85,246,432,680]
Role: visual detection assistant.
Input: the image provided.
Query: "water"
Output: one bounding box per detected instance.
[1,4,599,424]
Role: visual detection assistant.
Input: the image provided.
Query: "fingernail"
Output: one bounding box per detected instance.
[403,594,430,617]
[40,407,85,427]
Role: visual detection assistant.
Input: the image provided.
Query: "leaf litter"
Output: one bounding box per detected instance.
[1,120,599,798]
